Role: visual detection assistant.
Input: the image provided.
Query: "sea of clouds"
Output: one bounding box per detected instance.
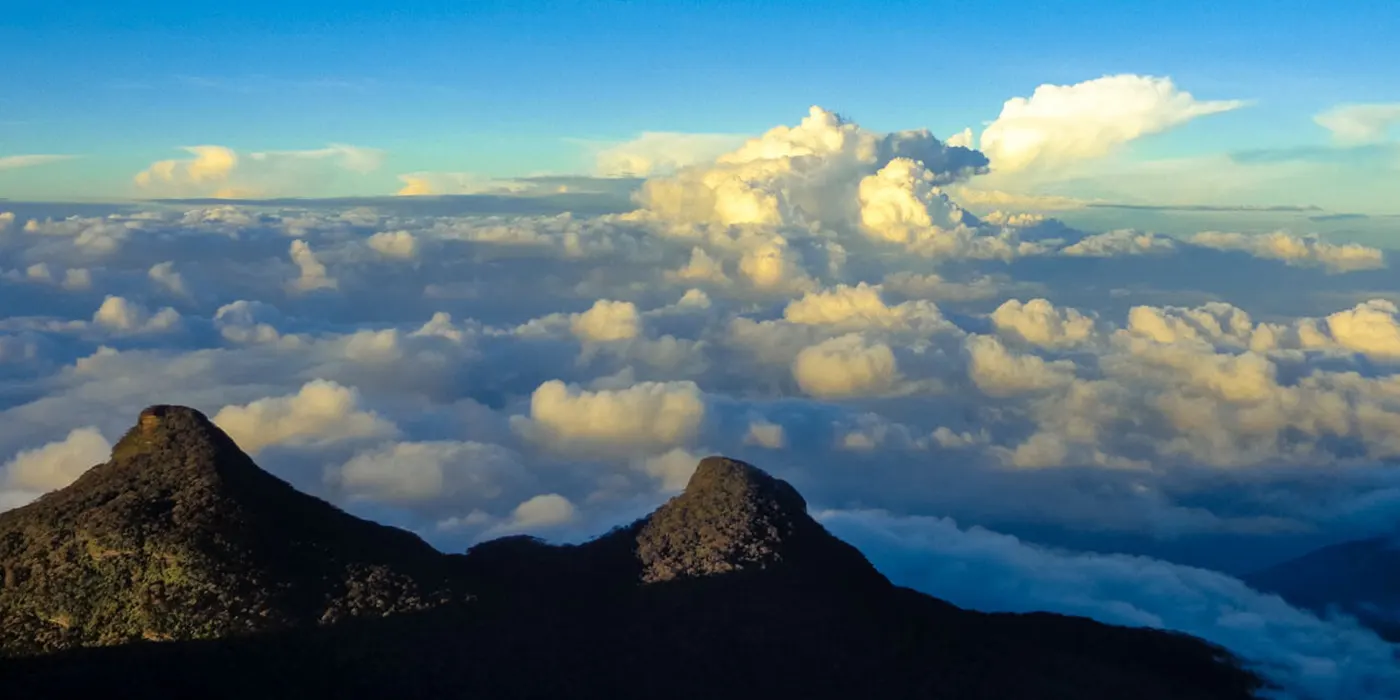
[3,97,1400,697]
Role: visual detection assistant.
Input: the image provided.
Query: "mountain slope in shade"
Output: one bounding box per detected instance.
[1245,534,1400,642]
[0,406,469,655]
[0,406,1264,699]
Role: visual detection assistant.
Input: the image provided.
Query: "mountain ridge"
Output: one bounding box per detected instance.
[0,404,1266,699]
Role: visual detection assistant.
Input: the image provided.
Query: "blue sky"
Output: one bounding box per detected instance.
[2,0,1398,206]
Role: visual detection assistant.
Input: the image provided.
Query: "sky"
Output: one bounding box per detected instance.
[3,3,1400,698]
[2,0,1398,215]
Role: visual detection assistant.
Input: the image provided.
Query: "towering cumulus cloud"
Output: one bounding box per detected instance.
[634,106,987,228]
[978,75,1245,172]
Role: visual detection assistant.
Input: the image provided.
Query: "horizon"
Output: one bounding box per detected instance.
[3,2,1400,698]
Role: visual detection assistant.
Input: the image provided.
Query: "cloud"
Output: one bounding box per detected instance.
[784,283,947,332]
[367,230,419,259]
[211,380,396,454]
[1318,300,1400,359]
[135,144,382,198]
[1190,231,1386,273]
[515,380,705,454]
[979,75,1246,173]
[965,334,1075,397]
[634,105,986,228]
[823,510,1400,700]
[1061,229,1178,257]
[589,131,751,177]
[134,146,238,189]
[793,333,900,398]
[288,240,338,291]
[509,493,576,527]
[1315,103,1400,145]
[330,440,521,504]
[91,296,182,334]
[990,298,1095,348]
[0,154,77,171]
[3,427,110,493]
[571,299,642,342]
[148,261,188,296]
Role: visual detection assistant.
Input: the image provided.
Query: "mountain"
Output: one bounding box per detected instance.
[0,405,469,655]
[1245,534,1400,642]
[0,405,1265,699]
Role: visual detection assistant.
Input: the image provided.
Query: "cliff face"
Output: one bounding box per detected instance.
[0,405,1264,700]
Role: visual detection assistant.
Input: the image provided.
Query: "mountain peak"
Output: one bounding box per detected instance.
[634,456,881,585]
[110,404,232,463]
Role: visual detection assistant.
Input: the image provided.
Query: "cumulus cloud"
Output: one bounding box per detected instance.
[1190,231,1386,273]
[135,143,382,198]
[990,298,1095,348]
[784,283,947,332]
[288,239,338,291]
[793,333,900,398]
[635,105,986,228]
[1061,229,1178,257]
[148,261,188,296]
[571,299,642,342]
[91,296,181,334]
[2,427,110,493]
[134,146,238,191]
[966,334,1075,397]
[330,440,521,504]
[1315,103,1400,145]
[979,75,1245,172]
[510,493,576,527]
[516,380,705,454]
[212,380,396,454]
[367,230,419,259]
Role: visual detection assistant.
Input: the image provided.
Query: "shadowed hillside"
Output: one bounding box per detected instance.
[0,406,1265,699]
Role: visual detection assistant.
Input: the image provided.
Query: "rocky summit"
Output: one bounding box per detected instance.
[0,405,1265,700]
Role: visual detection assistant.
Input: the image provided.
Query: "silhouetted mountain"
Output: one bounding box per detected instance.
[0,406,1265,699]
[1246,534,1400,642]
[0,406,468,655]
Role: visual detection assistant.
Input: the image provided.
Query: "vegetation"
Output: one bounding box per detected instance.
[0,406,1266,699]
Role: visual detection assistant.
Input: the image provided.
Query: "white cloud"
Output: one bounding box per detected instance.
[91,296,182,334]
[0,154,77,171]
[1315,103,1400,145]
[288,239,338,292]
[784,283,946,332]
[517,380,705,454]
[793,333,900,398]
[134,145,238,191]
[3,427,110,493]
[590,131,750,177]
[1190,231,1386,273]
[979,74,1245,173]
[744,420,786,449]
[966,334,1075,397]
[212,380,396,454]
[135,143,382,198]
[367,230,419,259]
[635,105,985,228]
[1061,229,1178,257]
[571,299,642,342]
[148,261,188,296]
[331,440,521,503]
[510,493,576,527]
[990,298,1095,348]
[1319,300,1400,359]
